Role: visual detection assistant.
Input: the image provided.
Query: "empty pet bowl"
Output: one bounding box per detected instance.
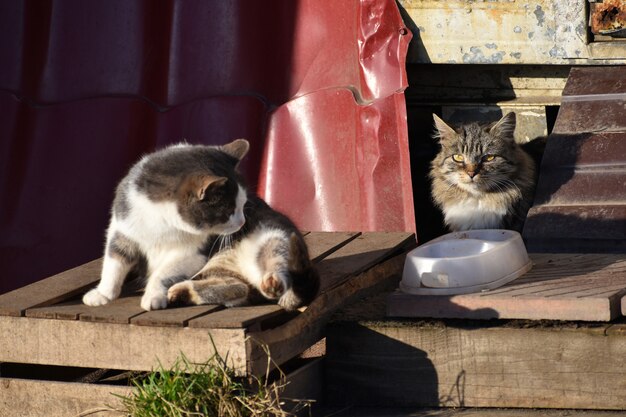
[400,229,532,295]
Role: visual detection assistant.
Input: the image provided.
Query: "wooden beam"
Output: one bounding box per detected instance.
[0,378,130,417]
[0,316,247,374]
[325,320,626,410]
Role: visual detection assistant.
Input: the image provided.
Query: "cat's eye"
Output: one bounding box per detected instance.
[482,154,496,162]
[452,154,464,163]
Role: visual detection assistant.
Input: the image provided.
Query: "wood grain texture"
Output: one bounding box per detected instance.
[26,299,93,320]
[130,304,223,327]
[79,295,146,324]
[0,316,247,374]
[388,253,626,321]
[317,232,415,293]
[304,232,360,262]
[0,377,129,417]
[0,259,102,317]
[188,304,285,329]
[325,320,626,410]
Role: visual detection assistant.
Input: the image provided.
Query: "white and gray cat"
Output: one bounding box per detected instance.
[429,112,536,232]
[83,139,319,311]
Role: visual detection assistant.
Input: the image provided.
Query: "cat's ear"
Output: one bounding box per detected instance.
[221,139,250,163]
[288,232,309,272]
[489,112,516,140]
[194,175,227,200]
[433,114,457,143]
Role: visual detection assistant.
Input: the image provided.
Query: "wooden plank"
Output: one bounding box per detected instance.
[325,320,626,410]
[130,304,223,327]
[26,299,92,320]
[317,232,415,293]
[0,377,130,417]
[0,315,247,374]
[188,304,285,329]
[247,254,406,375]
[388,253,626,322]
[0,258,102,317]
[79,295,145,324]
[304,232,360,262]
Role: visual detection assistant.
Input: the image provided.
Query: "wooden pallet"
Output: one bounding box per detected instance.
[0,232,415,378]
[387,253,626,321]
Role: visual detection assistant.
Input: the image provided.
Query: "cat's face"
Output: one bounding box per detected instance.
[178,140,250,235]
[136,139,251,236]
[432,113,519,195]
[180,176,247,235]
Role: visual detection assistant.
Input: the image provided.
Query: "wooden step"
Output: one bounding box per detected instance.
[387,253,626,322]
[523,66,626,253]
[324,292,626,410]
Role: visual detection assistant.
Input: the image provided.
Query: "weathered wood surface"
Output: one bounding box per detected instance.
[317,232,416,292]
[188,304,285,329]
[0,315,248,373]
[388,253,626,321]
[304,231,360,262]
[0,377,130,417]
[131,304,222,327]
[0,232,415,375]
[325,319,626,410]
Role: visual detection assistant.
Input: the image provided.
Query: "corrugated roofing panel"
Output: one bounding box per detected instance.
[0,0,414,293]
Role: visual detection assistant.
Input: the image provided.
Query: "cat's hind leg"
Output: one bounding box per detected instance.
[83,231,141,306]
[168,269,250,308]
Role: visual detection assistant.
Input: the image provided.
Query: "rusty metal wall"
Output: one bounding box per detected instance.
[398,0,626,64]
[0,0,415,293]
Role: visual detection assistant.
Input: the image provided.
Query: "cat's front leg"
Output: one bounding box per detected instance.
[140,252,206,311]
[83,231,140,306]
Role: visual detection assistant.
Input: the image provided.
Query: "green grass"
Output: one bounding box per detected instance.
[115,349,311,417]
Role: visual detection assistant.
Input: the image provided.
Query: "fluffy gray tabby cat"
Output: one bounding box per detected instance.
[83,139,319,311]
[429,112,536,232]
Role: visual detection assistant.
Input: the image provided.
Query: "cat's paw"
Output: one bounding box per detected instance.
[141,291,168,311]
[278,289,302,311]
[167,281,198,306]
[260,272,287,299]
[83,289,112,306]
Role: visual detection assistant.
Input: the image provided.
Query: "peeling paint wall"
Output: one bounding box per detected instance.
[399,0,626,64]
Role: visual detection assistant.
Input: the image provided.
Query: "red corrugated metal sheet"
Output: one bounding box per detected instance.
[0,0,414,293]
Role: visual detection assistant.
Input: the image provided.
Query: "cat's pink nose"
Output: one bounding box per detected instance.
[466,171,477,178]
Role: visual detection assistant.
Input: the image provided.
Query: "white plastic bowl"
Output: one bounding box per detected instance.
[400,229,532,295]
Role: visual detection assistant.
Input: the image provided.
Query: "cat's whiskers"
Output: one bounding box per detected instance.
[490,177,522,196]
